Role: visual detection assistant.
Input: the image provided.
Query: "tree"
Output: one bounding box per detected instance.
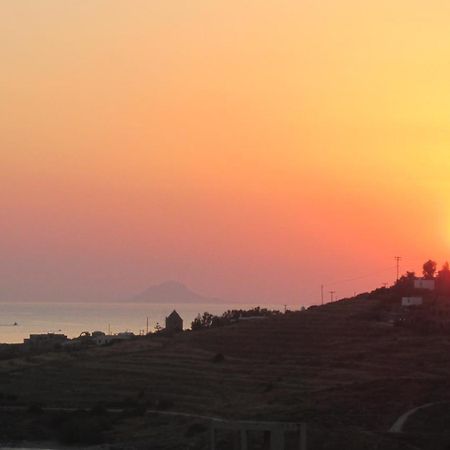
[394,271,416,295]
[191,312,215,330]
[436,262,450,296]
[423,260,437,280]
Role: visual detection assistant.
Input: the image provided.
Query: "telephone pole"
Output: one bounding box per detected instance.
[394,256,402,282]
[321,284,324,305]
[329,290,335,302]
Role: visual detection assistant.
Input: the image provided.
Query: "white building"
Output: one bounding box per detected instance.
[414,279,435,290]
[91,331,134,346]
[92,334,116,345]
[402,297,423,307]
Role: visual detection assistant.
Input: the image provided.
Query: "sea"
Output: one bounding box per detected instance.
[0,302,283,344]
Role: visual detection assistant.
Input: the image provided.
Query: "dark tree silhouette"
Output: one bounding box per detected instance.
[436,262,450,296]
[394,271,416,296]
[423,260,437,280]
[191,307,281,330]
[191,312,215,330]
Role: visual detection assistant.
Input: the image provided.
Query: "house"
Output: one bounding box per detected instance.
[91,331,134,346]
[165,310,183,332]
[414,279,435,291]
[90,331,110,345]
[23,333,68,350]
[401,297,423,307]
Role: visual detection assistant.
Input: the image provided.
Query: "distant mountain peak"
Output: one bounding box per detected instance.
[158,280,188,289]
[130,281,217,303]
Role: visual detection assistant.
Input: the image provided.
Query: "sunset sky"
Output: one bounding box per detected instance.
[1,1,450,304]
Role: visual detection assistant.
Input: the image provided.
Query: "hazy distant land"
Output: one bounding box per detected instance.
[129,280,224,304]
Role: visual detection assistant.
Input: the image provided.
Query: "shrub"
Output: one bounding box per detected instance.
[123,403,147,417]
[27,402,43,414]
[185,422,208,437]
[212,353,225,363]
[155,398,174,410]
[58,414,108,445]
[90,402,108,416]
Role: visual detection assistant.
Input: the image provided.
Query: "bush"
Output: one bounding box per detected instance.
[185,422,208,437]
[122,403,147,417]
[90,402,108,416]
[27,402,43,414]
[58,413,109,445]
[212,353,225,363]
[155,398,174,410]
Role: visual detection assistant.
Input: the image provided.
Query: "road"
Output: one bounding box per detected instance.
[389,401,445,433]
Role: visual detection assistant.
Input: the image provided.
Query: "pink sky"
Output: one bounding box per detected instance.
[1,1,450,304]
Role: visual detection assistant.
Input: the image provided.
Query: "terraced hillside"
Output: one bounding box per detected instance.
[1,297,450,449]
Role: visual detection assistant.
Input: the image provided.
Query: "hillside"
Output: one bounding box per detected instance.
[0,297,449,449]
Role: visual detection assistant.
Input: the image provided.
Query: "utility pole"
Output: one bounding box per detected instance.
[146,316,149,335]
[394,256,402,282]
[321,284,324,305]
[329,290,335,302]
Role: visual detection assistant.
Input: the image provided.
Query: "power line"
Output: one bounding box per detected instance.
[314,257,437,306]
[317,263,398,305]
[325,265,397,287]
[394,256,402,282]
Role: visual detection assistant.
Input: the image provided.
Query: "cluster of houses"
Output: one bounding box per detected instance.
[22,310,184,352]
[401,278,435,307]
[399,278,450,331]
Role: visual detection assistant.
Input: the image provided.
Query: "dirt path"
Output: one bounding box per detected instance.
[389,402,444,433]
[0,404,220,421]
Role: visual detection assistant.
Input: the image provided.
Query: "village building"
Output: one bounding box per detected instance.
[414,278,435,291]
[90,331,134,346]
[23,333,68,350]
[401,297,423,307]
[165,310,183,332]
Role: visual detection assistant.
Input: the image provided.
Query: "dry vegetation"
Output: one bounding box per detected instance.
[1,297,450,448]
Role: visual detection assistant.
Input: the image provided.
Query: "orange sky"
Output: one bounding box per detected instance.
[1,1,450,304]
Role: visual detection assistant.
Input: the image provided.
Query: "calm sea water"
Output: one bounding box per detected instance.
[0,302,282,344]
